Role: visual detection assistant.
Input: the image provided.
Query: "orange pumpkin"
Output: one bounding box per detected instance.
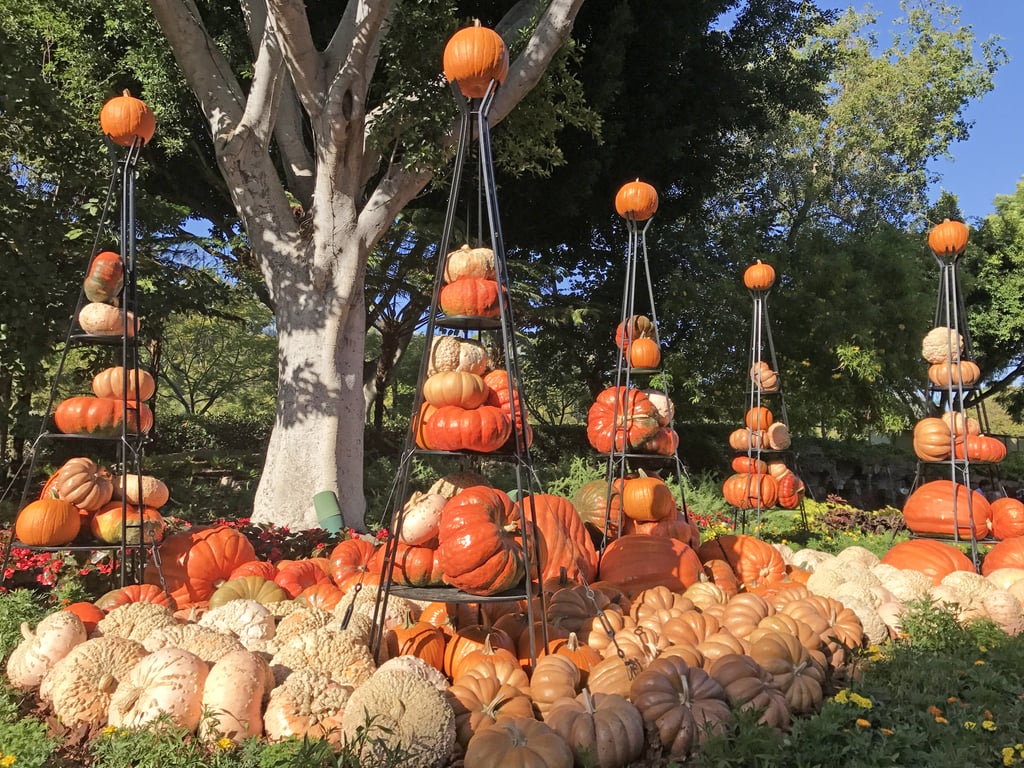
[743,259,776,291]
[902,480,990,540]
[53,396,153,437]
[95,583,175,611]
[626,337,661,369]
[443,21,509,99]
[913,417,954,462]
[597,535,702,597]
[421,404,511,453]
[927,218,969,257]
[879,539,974,585]
[100,89,157,146]
[697,535,786,589]
[89,501,165,544]
[614,315,656,350]
[328,538,381,592]
[274,559,332,598]
[421,371,488,409]
[146,525,257,608]
[63,601,106,635]
[586,386,660,453]
[928,360,981,388]
[981,536,1024,576]
[620,475,675,522]
[614,179,659,221]
[14,498,81,546]
[92,366,156,401]
[990,498,1024,540]
[953,435,1007,463]
[745,406,773,431]
[722,473,778,510]
[83,251,124,303]
[439,277,501,317]
[731,456,768,475]
[515,493,598,584]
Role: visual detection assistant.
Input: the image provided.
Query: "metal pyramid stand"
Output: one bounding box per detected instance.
[597,195,689,549]
[368,79,547,663]
[732,265,808,534]
[908,223,1002,569]
[0,136,161,589]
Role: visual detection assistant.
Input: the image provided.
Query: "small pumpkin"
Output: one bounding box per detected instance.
[928,218,969,257]
[92,366,156,401]
[928,360,981,388]
[77,302,138,336]
[743,260,776,291]
[422,371,488,409]
[750,362,779,392]
[444,244,496,283]
[443,20,509,99]
[728,427,764,452]
[113,474,170,508]
[463,716,573,768]
[626,337,661,369]
[614,179,659,221]
[83,251,124,303]
[100,89,157,147]
[546,690,645,768]
[439,277,501,318]
[14,498,81,546]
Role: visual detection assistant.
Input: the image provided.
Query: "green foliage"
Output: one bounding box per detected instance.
[0,705,58,768]
[0,589,48,662]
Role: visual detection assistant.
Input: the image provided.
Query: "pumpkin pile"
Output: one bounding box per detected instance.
[53,366,154,438]
[9,509,1024,767]
[723,405,804,511]
[438,243,501,319]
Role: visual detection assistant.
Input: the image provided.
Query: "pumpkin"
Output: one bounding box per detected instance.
[745,406,773,431]
[991,498,1024,540]
[879,539,974,585]
[515,493,599,583]
[43,635,148,727]
[147,525,257,608]
[625,509,701,549]
[398,491,446,545]
[14,498,80,546]
[274,559,332,598]
[614,315,656,350]
[444,244,496,283]
[447,670,535,748]
[954,434,1007,463]
[728,427,764,452]
[381,541,445,587]
[482,369,532,450]
[614,179,659,221]
[721,473,778,510]
[731,456,768,475]
[698,535,786,589]
[708,653,791,731]
[620,474,675,521]
[296,582,347,611]
[765,422,791,450]
[100,89,157,146]
[921,326,963,363]
[383,617,446,671]
[94,583,175,611]
[413,402,438,449]
[77,302,137,336]
[437,486,525,595]
[750,362,779,392]
[91,366,156,401]
[43,457,113,511]
[4,611,88,691]
[629,655,733,758]
[208,576,288,608]
[626,337,661,369]
[902,480,990,539]
[928,360,981,388]
[641,389,674,426]
[83,250,124,303]
[113,474,170,508]
[422,371,488,409]
[228,560,279,581]
[64,602,106,635]
[776,472,806,510]
[598,535,702,597]
[53,396,153,436]
[463,716,573,768]
[199,650,273,743]
[428,335,489,376]
[108,647,209,732]
[90,501,165,544]
[913,417,954,461]
[747,629,825,714]
[743,259,776,291]
[421,404,511,453]
[546,690,645,768]
[443,20,509,99]
[445,624,517,679]
[572,478,625,540]
[928,218,969,257]
[328,538,381,592]
[982,537,1024,576]
[586,386,660,453]
[943,410,981,436]
[439,277,501,317]
[637,427,679,456]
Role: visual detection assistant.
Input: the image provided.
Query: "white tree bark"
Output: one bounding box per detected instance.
[147,0,585,530]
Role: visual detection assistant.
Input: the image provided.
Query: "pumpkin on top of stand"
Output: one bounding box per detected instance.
[443,20,509,99]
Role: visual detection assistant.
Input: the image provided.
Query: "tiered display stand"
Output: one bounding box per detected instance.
[369,61,547,662]
[1,126,164,589]
[589,182,690,550]
[722,261,807,533]
[904,220,1010,569]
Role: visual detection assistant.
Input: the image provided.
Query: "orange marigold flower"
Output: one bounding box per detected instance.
[856,718,871,728]
[928,705,943,716]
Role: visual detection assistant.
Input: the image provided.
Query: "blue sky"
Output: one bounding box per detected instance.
[821,0,1023,221]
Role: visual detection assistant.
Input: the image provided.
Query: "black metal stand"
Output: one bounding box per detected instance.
[1,138,163,590]
[368,82,547,663]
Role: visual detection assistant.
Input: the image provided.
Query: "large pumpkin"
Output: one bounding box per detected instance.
[879,539,974,585]
[698,535,786,589]
[437,486,524,595]
[912,418,953,462]
[100,89,157,146]
[902,480,990,539]
[442,21,509,99]
[991,498,1024,540]
[598,535,702,597]
[15,498,81,546]
[927,218,969,257]
[586,387,660,453]
[614,180,659,221]
[92,366,156,402]
[439,277,500,318]
[515,494,598,584]
[146,525,257,608]
[90,502,166,544]
[83,251,124,303]
[572,478,624,541]
[981,537,1024,576]
[928,360,980,388]
[953,435,1007,463]
[53,396,153,437]
[722,473,778,510]
[421,404,511,453]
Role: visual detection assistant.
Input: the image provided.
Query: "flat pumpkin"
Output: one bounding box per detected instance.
[421,404,511,453]
[146,525,257,608]
[422,371,488,409]
[439,277,500,318]
[598,535,702,597]
[92,366,156,401]
[443,244,496,283]
[53,396,153,437]
[902,480,990,539]
[879,539,974,585]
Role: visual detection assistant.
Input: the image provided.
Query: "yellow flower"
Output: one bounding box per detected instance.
[1004,747,1017,767]
[850,693,873,709]
[881,728,894,736]
[0,755,15,768]
[928,705,943,717]
[984,720,998,732]
[102,725,118,737]
[980,645,988,653]
[834,689,850,704]
[856,718,871,728]
[935,716,949,724]
[965,721,977,730]
[216,737,234,751]
[976,660,986,666]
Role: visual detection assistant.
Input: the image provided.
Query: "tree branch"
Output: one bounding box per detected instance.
[265,0,325,117]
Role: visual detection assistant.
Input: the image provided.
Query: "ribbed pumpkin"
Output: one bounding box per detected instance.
[54,396,153,436]
[743,260,775,291]
[928,218,969,257]
[92,366,156,401]
[586,387,660,453]
[439,277,501,317]
[912,417,953,461]
[90,501,166,544]
[515,493,598,584]
[42,457,114,511]
[953,434,1007,463]
[614,179,659,221]
[572,478,624,540]
[83,251,124,303]
[731,456,768,475]
[749,362,779,392]
[614,315,656,350]
[928,360,980,388]
[621,474,675,522]
[991,498,1024,540]
[902,480,990,539]
[697,535,786,589]
[745,406,773,431]
[422,371,488,409]
[15,498,81,546]
[437,486,524,596]
[443,244,496,283]
[722,473,778,510]
[100,89,157,146]
[442,20,509,99]
[421,404,511,453]
[146,525,257,608]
